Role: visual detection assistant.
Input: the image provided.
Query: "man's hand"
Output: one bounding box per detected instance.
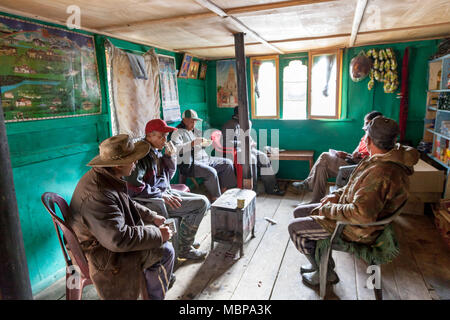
[159,225,172,242]
[320,194,339,205]
[153,215,166,227]
[351,151,362,161]
[335,151,349,159]
[162,193,182,209]
[191,137,204,147]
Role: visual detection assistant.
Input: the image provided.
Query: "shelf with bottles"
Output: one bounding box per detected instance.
[431,135,450,166]
[427,153,450,170]
[427,129,450,141]
[428,54,450,90]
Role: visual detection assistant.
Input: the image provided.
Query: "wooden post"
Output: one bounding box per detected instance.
[234,32,253,190]
[0,93,33,299]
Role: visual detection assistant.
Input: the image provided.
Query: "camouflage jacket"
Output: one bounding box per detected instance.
[311,144,419,244]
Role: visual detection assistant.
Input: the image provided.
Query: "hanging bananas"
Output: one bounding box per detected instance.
[365,47,399,93]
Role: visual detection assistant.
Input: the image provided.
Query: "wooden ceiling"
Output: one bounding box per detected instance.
[0,0,449,59]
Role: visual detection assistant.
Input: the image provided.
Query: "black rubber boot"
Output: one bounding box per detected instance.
[300,253,319,274]
[301,255,339,287]
[300,255,335,274]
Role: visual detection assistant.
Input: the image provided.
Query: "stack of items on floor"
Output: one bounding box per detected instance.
[403,159,445,215]
[432,200,450,249]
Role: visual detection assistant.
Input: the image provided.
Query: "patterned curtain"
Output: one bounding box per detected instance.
[106,41,161,138]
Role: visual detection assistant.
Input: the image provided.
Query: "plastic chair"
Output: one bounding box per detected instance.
[329,164,357,193]
[41,192,150,300]
[318,200,407,299]
[211,130,243,188]
[41,192,94,300]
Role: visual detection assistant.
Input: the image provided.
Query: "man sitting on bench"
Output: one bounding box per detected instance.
[125,119,210,261]
[291,111,382,203]
[287,116,419,288]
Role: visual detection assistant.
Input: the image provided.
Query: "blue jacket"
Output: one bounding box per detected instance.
[125,143,176,198]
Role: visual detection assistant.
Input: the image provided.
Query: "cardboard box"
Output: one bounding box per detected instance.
[403,159,445,215]
[409,159,445,193]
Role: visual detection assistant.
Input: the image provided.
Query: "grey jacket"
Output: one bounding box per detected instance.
[170,126,209,162]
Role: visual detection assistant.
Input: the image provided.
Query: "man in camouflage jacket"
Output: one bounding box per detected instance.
[288,116,419,287]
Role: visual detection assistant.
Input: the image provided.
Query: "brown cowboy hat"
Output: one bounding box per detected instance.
[87,134,150,167]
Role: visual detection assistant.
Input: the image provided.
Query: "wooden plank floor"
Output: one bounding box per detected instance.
[34,188,450,300]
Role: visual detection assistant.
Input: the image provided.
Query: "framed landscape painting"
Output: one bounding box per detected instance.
[0,15,102,122]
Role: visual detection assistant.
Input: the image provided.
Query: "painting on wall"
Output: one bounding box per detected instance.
[199,62,207,80]
[178,53,192,79]
[0,15,102,122]
[188,61,199,79]
[216,59,238,108]
[157,54,181,122]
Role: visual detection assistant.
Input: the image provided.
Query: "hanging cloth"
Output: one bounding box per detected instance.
[125,52,148,80]
[399,47,409,142]
[107,41,161,138]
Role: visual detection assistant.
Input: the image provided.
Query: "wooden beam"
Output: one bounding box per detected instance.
[176,21,450,51]
[358,21,450,36]
[226,0,336,15]
[0,97,33,300]
[176,33,351,51]
[98,12,217,32]
[349,0,368,47]
[193,0,284,54]
[98,0,336,32]
[234,32,252,189]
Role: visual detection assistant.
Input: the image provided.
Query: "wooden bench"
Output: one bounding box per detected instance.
[267,150,315,170]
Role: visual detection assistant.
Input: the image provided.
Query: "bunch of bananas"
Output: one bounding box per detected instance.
[366,48,399,93]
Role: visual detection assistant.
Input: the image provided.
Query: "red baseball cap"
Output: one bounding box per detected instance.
[145,119,177,134]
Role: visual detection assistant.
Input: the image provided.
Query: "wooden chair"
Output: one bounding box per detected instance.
[41,192,150,300]
[318,200,407,299]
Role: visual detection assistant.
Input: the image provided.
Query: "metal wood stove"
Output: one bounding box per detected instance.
[210,188,256,257]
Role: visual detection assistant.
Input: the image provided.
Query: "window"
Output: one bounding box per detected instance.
[282,60,308,120]
[250,56,279,119]
[308,50,342,119]
[249,50,342,120]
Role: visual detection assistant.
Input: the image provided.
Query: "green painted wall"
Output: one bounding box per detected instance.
[207,39,441,180]
[1,11,208,294]
[1,9,442,295]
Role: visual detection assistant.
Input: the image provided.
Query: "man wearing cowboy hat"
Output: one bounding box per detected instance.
[170,109,237,201]
[68,134,175,300]
[125,119,210,260]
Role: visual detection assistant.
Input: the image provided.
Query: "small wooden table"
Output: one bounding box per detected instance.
[267,150,315,170]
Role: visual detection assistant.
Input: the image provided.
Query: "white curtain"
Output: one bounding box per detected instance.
[107,42,161,138]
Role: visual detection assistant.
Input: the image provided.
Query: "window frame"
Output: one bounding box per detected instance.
[307,49,343,120]
[250,55,280,119]
[280,56,309,120]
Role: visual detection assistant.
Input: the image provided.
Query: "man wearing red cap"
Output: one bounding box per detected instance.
[125,119,210,260]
